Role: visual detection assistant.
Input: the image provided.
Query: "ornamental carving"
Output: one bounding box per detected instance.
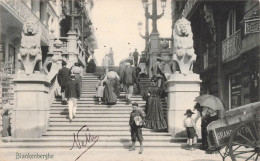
[18,17,42,75]
[172,18,196,75]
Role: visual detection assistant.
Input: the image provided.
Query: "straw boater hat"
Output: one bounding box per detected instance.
[184,109,195,115]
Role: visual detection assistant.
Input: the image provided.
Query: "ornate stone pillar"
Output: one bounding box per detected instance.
[12,75,50,138]
[66,29,78,68]
[12,18,50,138]
[148,32,160,77]
[166,74,201,136]
[166,18,201,137]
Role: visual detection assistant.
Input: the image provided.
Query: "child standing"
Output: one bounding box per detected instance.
[129,102,145,154]
[65,74,81,121]
[184,109,196,150]
[96,74,105,105]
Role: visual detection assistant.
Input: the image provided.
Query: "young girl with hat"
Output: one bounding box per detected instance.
[96,74,105,105]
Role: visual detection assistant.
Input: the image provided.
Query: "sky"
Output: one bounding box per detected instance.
[91,0,172,66]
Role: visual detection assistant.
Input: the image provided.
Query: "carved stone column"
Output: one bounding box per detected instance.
[66,30,78,68]
[166,74,201,137]
[12,18,50,138]
[12,74,50,138]
[167,17,202,137]
[148,32,160,77]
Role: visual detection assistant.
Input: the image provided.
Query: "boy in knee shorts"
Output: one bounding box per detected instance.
[129,102,145,154]
[184,109,196,150]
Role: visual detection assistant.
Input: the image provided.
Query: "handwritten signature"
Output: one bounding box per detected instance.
[70,125,99,161]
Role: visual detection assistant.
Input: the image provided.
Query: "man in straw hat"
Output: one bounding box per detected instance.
[183,109,196,150]
[120,62,137,104]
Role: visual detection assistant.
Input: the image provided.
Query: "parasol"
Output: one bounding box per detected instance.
[195,94,225,118]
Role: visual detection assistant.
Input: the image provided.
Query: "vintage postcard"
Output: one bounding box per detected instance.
[0,0,259,161]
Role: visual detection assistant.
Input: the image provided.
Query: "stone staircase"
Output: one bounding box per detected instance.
[1,73,187,149]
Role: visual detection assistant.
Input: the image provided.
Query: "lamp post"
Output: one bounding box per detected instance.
[141,0,167,77]
[61,0,83,68]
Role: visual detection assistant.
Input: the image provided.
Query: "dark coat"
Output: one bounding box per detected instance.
[133,51,139,60]
[65,79,81,98]
[57,67,70,86]
[120,67,137,85]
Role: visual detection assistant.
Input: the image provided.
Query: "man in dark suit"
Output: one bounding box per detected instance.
[133,49,139,67]
[120,63,137,104]
[65,74,81,121]
[57,60,70,104]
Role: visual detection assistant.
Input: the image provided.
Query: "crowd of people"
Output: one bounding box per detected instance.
[55,51,221,154]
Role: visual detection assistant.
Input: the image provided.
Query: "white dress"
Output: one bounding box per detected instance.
[96,80,105,98]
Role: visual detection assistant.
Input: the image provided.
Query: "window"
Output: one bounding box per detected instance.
[226,9,237,37]
[229,73,242,109]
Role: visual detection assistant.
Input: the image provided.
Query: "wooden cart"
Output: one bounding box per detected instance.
[206,102,260,161]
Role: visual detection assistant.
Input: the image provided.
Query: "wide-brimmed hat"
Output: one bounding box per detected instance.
[184,109,195,115]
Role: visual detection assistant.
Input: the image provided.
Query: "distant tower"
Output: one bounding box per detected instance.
[109,47,114,66]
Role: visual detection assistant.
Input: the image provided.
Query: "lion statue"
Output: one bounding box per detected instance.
[18,17,42,75]
[172,18,196,75]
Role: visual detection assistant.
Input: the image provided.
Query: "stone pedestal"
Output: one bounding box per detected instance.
[148,32,160,78]
[12,74,50,138]
[166,73,201,137]
[66,29,78,68]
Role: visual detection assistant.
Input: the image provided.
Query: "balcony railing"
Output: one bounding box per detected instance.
[160,37,173,51]
[77,41,87,67]
[2,0,49,42]
[222,29,241,61]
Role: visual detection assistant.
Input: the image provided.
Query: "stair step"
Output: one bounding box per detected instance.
[50,114,131,118]
[54,97,145,101]
[2,136,176,142]
[49,122,128,126]
[50,107,139,111]
[50,111,133,114]
[52,101,150,105]
[43,131,171,136]
[0,141,183,148]
[47,126,154,131]
[49,117,130,122]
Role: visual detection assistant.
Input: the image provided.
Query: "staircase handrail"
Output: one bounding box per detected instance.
[77,41,86,67]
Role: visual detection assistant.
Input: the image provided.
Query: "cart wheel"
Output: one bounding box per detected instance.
[228,119,260,161]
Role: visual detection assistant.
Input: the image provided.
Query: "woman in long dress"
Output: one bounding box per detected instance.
[143,77,167,130]
[103,67,120,105]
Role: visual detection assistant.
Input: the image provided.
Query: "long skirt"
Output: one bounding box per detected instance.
[87,59,96,73]
[103,79,118,104]
[144,97,167,130]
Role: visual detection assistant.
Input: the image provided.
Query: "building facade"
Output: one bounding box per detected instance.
[172,0,260,110]
[0,0,97,137]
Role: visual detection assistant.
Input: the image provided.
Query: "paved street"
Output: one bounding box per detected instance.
[1,147,227,161]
